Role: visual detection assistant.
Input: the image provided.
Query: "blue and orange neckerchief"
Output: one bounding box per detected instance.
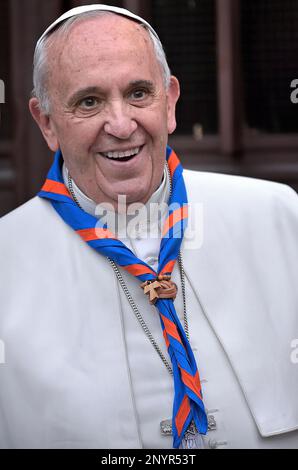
[38,145,208,448]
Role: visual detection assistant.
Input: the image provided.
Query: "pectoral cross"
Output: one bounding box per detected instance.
[160,419,206,449]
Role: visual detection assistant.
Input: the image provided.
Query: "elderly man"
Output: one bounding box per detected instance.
[0,4,298,449]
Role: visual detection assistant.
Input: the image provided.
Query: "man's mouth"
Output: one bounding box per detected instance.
[100,146,143,162]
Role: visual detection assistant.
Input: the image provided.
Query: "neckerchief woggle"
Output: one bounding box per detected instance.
[38,145,208,448]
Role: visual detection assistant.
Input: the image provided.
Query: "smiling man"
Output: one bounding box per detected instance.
[29,10,179,208]
[0,4,298,450]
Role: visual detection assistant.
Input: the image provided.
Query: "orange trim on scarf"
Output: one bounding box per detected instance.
[179,368,202,400]
[161,314,182,343]
[42,179,70,198]
[167,150,180,177]
[175,395,191,437]
[159,259,176,276]
[124,263,156,277]
[77,227,115,241]
[163,329,170,349]
[162,206,188,237]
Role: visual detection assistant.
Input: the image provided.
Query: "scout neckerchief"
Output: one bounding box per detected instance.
[38,146,208,448]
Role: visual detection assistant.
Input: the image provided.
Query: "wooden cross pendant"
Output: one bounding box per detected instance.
[142,280,162,304]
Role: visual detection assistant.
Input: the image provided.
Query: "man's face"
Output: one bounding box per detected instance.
[31,15,179,207]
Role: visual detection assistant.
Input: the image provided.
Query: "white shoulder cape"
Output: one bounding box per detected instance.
[0,170,298,448]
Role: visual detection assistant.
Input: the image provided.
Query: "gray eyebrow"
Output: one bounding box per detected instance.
[127,80,155,90]
[67,80,155,106]
[67,87,103,107]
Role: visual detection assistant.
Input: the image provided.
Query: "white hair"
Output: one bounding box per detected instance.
[32,10,171,114]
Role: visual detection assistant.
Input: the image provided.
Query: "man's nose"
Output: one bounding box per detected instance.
[103,101,137,139]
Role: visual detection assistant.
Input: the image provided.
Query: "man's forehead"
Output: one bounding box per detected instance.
[46,15,163,97]
[48,15,155,71]
[45,13,156,72]
[64,14,150,46]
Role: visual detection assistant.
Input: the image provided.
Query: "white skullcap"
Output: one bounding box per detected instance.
[35,3,160,50]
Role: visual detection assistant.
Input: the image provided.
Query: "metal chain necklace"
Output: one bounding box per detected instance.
[67,169,207,448]
[67,167,190,376]
[107,254,188,376]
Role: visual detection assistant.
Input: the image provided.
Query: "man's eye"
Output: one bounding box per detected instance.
[79,97,98,108]
[131,89,147,100]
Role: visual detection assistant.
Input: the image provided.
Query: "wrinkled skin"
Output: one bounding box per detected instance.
[30,15,180,208]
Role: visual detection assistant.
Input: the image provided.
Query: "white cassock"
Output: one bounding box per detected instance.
[0,166,298,449]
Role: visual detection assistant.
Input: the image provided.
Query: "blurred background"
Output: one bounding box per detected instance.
[0,0,298,216]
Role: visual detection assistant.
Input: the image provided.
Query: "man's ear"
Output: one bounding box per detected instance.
[29,97,59,152]
[166,76,180,135]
